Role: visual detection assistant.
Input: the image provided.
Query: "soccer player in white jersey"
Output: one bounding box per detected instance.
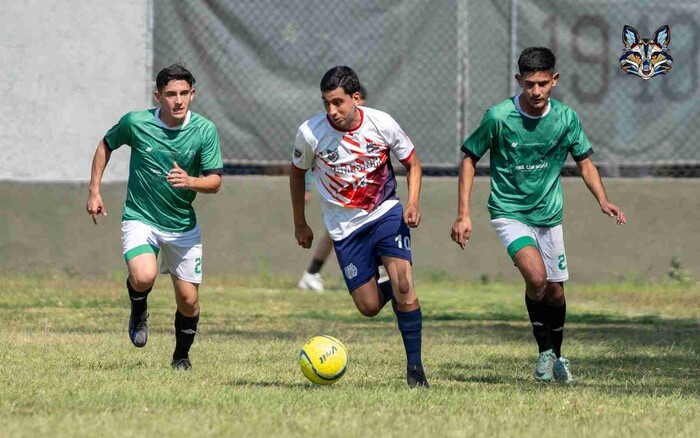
[297,85,393,292]
[290,66,428,388]
[86,64,223,371]
[450,47,626,383]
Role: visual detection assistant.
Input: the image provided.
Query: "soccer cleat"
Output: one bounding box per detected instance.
[298,271,324,292]
[553,357,575,384]
[534,349,556,382]
[128,302,148,348]
[171,357,192,371]
[407,364,430,388]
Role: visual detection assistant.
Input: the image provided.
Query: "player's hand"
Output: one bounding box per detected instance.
[167,161,192,189]
[600,201,627,225]
[295,222,314,249]
[403,204,421,228]
[86,192,107,225]
[450,216,472,250]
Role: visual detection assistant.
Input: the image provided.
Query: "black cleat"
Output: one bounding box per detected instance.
[128,302,148,348]
[172,357,192,371]
[407,364,430,388]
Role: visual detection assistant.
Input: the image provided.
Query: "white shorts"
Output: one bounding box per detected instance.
[490,218,569,282]
[121,220,203,283]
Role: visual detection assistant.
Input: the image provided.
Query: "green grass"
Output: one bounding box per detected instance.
[1,274,699,437]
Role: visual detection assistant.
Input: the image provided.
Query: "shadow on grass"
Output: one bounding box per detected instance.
[438,353,700,397]
[226,379,312,389]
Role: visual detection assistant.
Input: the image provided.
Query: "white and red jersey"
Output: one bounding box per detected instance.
[293,106,415,240]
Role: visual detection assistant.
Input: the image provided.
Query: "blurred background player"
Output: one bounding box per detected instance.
[450,47,626,384]
[86,64,224,371]
[290,66,428,387]
[298,85,392,291]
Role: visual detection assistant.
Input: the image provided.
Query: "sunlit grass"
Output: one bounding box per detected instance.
[1,274,698,437]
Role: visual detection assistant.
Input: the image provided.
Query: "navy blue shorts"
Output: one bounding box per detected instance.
[333,204,412,293]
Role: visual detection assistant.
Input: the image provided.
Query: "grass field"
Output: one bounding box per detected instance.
[1,273,698,438]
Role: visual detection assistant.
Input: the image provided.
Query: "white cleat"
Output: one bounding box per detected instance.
[298,271,324,292]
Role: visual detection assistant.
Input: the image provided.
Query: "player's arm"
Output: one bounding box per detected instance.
[450,155,476,249]
[290,165,313,248]
[401,153,422,228]
[86,139,111,224]
[576,157,626,225]
[166,162,222,193]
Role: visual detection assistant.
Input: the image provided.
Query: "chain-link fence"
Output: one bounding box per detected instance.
[154,0,700,177]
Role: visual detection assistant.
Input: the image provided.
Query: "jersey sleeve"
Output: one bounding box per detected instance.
[292,125,315,170]
[567,111,594,161]
[103,113,135,151]
[386,116,415,163]
[200,122,224,176]
[461,110,496,162]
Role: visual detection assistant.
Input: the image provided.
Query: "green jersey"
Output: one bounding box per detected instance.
[104,109,223,232]
[462,96,593,227]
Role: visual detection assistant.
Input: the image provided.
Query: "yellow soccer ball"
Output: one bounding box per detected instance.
[298,335,349,385]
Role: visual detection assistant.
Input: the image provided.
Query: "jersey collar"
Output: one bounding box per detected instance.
[514,93,551,119]
[154,108,192,130]
[326,107,364,132]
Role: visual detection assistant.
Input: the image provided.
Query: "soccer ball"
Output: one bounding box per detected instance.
[298,335,349,385]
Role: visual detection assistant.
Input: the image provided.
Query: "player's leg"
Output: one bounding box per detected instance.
[492,218,555,381]
[299,232,334,292]
[536,225,574,383]
[375,205,427,388]
[122,221,159,348]
[171,276,200,370]
[513,246,557,381]
[381,256,428,388]
[159,225,203,370]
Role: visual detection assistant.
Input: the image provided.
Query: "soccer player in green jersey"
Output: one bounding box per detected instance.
[86,64,223,370]
[450,47,626,383]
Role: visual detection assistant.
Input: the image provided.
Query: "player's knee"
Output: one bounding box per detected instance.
[395,277,412,297]
[129,273,156,292]
[356,301,381,317]
[526,278,548,302]
[546,284,565,306]
[178,298,199,316]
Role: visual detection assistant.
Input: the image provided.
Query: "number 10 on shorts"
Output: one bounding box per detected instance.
[395,234,411,251]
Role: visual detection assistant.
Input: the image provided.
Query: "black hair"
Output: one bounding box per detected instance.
[156,64,196,91]
[517,47,556,75]
[320,66,361,95]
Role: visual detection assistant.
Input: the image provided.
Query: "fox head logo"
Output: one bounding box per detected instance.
[619,25,672,80]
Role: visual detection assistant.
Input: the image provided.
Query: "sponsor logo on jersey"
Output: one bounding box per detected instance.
[510,142,518,148]
[146,146,153,152]
[294,148,302,158]
[344,263,358,279]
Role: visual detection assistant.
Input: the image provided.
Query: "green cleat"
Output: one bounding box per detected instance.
[534,349,556,382]
[554,357,574,384]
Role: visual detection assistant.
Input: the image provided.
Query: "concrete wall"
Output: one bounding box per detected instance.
[1,177,698,284]
[0,0,150,182]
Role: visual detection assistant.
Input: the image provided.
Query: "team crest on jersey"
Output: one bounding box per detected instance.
[366,141,379,153]
[344,263,358,279]
[619,25,672,80]
[326,146,340,162]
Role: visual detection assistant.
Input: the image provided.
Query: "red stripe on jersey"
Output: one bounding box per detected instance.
[399,148,416,164]
[343,136,360,147]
